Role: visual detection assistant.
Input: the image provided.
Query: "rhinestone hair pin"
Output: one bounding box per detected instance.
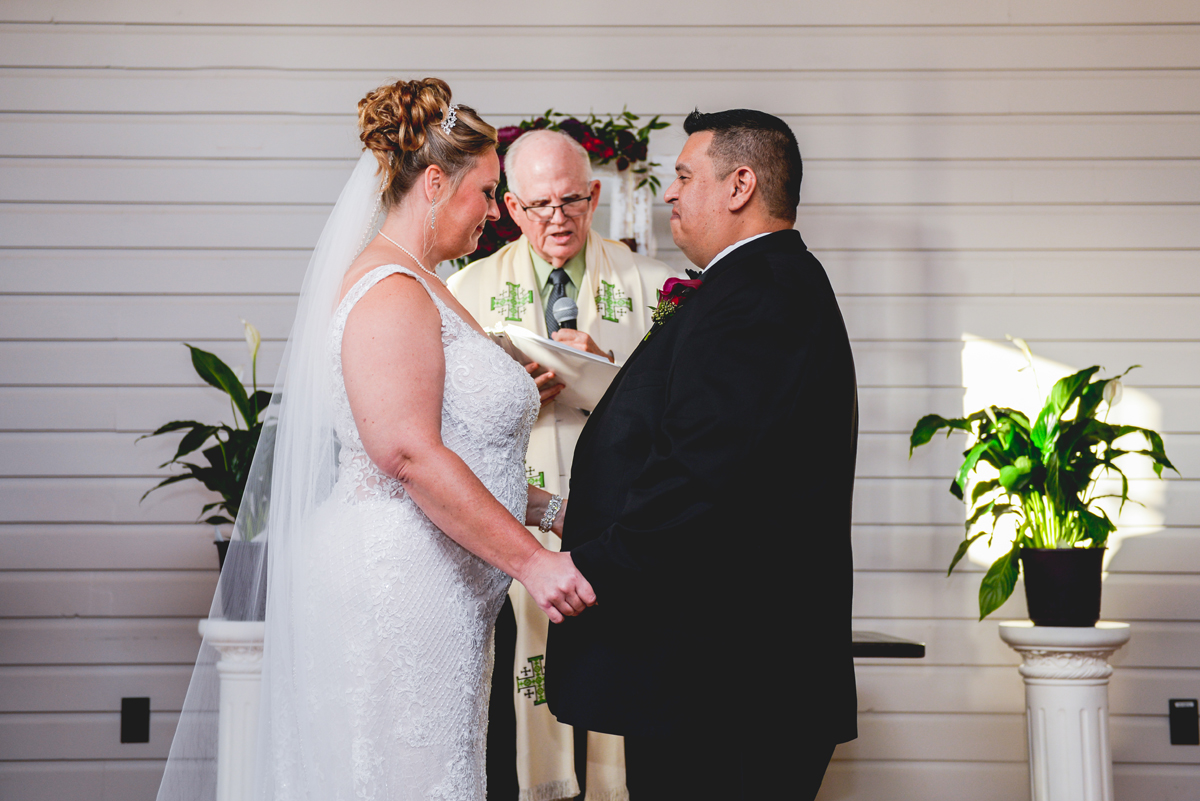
[440,104,460,135]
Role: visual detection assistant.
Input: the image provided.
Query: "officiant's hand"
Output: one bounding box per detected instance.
[552,330,615,362]
[525,361,565,406]
[516,549,596,624]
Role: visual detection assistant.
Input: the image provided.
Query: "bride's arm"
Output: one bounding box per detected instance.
[341,274,594,622]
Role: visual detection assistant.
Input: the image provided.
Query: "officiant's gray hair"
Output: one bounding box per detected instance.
[504,129,593,199]
[683,108,802,222]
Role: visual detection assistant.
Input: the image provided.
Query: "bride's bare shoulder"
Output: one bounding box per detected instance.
[338,249,428,306]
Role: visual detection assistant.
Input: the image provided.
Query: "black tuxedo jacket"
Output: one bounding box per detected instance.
[545,230,858,743]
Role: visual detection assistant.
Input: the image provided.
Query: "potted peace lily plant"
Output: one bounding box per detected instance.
[141,321,272,576]
[910,349,1175,624]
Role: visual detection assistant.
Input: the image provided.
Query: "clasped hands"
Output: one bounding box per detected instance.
[524,330,613,406]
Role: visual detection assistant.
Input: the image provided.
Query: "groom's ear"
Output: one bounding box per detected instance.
[726,166,758,213]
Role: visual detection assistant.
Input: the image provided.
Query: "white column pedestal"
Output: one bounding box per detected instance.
[999,621,1130,801]
[199,619,266,801]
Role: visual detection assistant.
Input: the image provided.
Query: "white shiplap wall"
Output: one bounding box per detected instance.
[1,3,1198,799]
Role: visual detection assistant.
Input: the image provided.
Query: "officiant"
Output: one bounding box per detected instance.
[448,128,674,801]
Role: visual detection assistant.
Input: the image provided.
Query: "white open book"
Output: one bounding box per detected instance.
[488,324,622,412]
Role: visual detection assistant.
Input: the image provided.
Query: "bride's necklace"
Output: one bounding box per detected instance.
[376,230,445,286]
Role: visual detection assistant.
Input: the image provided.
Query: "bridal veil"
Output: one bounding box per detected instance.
[156,152,382,800]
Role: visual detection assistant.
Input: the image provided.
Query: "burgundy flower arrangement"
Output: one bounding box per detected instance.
[457,109,669,266]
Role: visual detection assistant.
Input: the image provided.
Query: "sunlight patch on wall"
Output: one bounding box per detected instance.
[960,335,1165,570]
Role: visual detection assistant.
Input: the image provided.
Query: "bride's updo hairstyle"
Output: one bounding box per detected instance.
[358,77,498,209]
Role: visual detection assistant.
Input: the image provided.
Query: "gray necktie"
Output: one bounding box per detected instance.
[545,268,570,334]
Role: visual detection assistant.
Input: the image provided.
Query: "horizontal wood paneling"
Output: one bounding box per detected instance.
[852,618,1200,668]
[852,571,1200,621]
[819,762,1200,801]
[5,292,1200,342]
[3,1,1200,27]
[849,477,1200,527]
[5,202,1198,252]
[0,375,1196,436]
[0,618,202,665]
[1,707,1192,766]
[0,761,167,801]
[0,711,178,760]
[3,475,1195,527]
[6,70,1200,116]
[853,526,1200,573]
[6,113,1200,161]
[0,525,220,569]
[8,157,1200,205]
[0,571,217,618]
[7,249,1200,297]
[5,24,1200,72]
[855,664,1200,715]
[0,665,192,712]
[4,429,1197,478]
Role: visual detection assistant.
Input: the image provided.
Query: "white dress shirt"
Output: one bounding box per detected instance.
[701,231,774,273]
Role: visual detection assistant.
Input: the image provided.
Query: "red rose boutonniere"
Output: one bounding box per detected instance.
[647,276,703,337]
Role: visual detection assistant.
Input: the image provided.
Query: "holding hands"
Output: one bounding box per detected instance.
[515,548,596,624]
[523,489,594,622]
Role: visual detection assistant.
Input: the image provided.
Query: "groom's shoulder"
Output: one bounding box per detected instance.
[713,234,831,303]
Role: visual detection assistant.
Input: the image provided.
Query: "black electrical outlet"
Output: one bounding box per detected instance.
[121,697,151,743]
[1168,698,1199,745]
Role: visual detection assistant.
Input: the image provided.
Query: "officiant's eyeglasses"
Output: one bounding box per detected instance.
[511,193,591,221]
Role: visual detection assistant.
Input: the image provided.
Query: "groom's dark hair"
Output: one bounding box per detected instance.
[683,108,802,222]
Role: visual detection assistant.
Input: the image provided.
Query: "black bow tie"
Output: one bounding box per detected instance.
[685,269,702,280]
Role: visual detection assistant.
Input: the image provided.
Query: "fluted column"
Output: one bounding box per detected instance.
[199,619,266,801]
[999,621,1130,801]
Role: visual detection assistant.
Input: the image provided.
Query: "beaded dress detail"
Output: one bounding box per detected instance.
[266,265,539,800]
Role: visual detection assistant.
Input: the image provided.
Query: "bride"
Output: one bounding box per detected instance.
[157,78,594,801]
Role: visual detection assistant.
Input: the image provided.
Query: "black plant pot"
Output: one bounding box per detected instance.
[1020,547,1105,627]
[215,539,229,569]
[218,540,268,621]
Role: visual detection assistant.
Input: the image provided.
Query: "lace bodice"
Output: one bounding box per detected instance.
[329,265,540,516]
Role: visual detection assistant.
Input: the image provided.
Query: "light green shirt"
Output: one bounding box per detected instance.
[529,245,586,308]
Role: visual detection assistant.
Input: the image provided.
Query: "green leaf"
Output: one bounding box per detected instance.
[1079,507,1115,548]
[186,344,254,428]
[947,531,988,575]
[949,476,965,501]
[955,439,994,497]
[167,424,219,464]
[1031,366,1101,450]
[978,543,1021,620]
[246,389,273,425]
[909,413,970,455]
[140,419,207,440]
[965,499,997,531]
[998,455,1033,491]
[139,471,196,502]
[971,478,1001,505]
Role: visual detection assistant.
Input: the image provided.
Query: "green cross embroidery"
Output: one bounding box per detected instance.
[516,654,547,705]
[525,464,545,489]
[595,280,633,323]
[491,282,533,322]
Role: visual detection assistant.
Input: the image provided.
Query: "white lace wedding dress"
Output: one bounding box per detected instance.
[264,265,540,800]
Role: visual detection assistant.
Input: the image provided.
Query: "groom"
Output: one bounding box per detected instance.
[546,109,859,799]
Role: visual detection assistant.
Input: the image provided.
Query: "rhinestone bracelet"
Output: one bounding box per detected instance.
[538,494,564,533]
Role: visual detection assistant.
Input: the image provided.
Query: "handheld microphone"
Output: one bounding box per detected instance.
[552,297,579,330]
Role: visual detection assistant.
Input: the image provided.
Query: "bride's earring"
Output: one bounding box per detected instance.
[430,201,437,231]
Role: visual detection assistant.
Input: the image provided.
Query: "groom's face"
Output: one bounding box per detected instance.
[665,132,727,268]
